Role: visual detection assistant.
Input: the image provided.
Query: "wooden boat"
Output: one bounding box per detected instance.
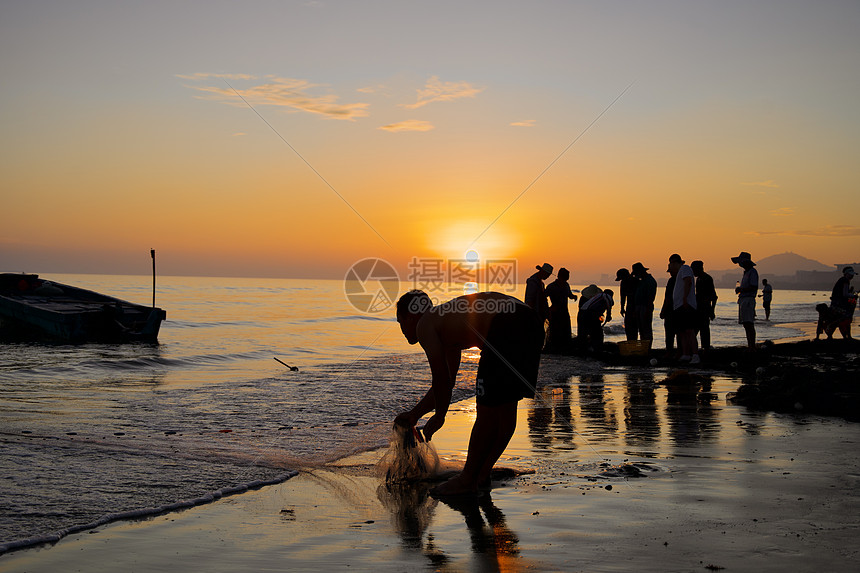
[0,273,166,343]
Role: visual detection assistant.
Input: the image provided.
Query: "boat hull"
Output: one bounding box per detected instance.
[0,274,166,343]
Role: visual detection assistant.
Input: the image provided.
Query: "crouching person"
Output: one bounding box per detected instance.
[394,290,544,496]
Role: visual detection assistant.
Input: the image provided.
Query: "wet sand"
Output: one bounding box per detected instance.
[3,358,859,572]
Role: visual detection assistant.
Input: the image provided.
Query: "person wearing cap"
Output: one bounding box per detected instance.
[544,267,578,353]
[732,251,759,349]
[691,260,717,355]
[525,263,552,325]
[615,268,639,341]
[668,254,700,364]
[631,262,657,342]
[828,266,856,339]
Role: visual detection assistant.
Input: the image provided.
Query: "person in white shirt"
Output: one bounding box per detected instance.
[668,253,699,364]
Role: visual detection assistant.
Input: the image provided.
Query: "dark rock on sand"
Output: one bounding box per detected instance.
[562,336,860,422]
[719,339,860,422]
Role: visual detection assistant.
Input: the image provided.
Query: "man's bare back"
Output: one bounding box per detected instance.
[416,292,523,352]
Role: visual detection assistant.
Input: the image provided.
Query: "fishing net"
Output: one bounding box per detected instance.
[377,424,440,484]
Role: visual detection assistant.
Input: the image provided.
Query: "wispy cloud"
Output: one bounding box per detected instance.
[401,76,484,110]
[750,225,860,237]
[770,207,794,217]
[510,119,536,127]
[181,74,369,120]
[176,72,257,82]
[357,84,389,95]
[741,179,780,189]
[378,119,434,133]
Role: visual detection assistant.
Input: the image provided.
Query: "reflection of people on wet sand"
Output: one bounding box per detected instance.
[436,493,521,568]
[544,267,577,353]
[395,290,544,496]
[826,266,856,339]
[732,251,759,350]
[760,279,773,320]
[376,481,438,551]
[623,372,659,447]
[527,385,574,450]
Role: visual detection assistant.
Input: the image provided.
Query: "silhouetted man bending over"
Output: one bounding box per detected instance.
[395,290,544,496]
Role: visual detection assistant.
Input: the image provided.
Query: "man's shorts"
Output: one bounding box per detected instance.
[476,305,544,406]
[738,297,756,324]
[673,305,698,330]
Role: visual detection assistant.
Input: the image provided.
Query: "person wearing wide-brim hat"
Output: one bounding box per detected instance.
[732,251,759,349]
[525,263,553,324]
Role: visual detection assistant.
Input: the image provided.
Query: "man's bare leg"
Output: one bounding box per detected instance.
[743,322,756,349]
[476,401,518,488]
[431,401,518,496]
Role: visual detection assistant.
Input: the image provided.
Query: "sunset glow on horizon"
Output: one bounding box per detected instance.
[2,1,858,284]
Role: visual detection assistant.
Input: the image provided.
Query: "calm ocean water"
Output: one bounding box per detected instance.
[0,273,834,551]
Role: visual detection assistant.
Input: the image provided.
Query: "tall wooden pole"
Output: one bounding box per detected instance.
[151,249,156,308]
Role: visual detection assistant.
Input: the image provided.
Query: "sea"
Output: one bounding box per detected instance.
[0,274,834,552]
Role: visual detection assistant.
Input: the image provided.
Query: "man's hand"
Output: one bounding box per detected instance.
[394,410,417,429]
[422,413,446,441]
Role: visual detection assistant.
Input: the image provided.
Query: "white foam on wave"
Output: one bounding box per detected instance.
[0,470,299,555]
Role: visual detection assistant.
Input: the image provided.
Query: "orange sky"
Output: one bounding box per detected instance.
[2,1,858,283]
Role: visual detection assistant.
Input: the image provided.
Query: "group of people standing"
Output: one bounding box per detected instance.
[643,254,724,365]
[524,251,780,362]
[657,254,725,365]
[525,262,620,353]
[391,254,855,497]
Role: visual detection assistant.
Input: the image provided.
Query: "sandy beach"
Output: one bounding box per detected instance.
[3,346,859,573]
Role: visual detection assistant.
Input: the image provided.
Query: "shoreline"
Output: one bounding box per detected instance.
[0,471,299,556]
[3,389,858,572]
[0,324,860,571]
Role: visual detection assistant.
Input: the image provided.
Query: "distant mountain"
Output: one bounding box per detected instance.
[711,252,831,277]
[754,252,832,276]
[708,252,839,290]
